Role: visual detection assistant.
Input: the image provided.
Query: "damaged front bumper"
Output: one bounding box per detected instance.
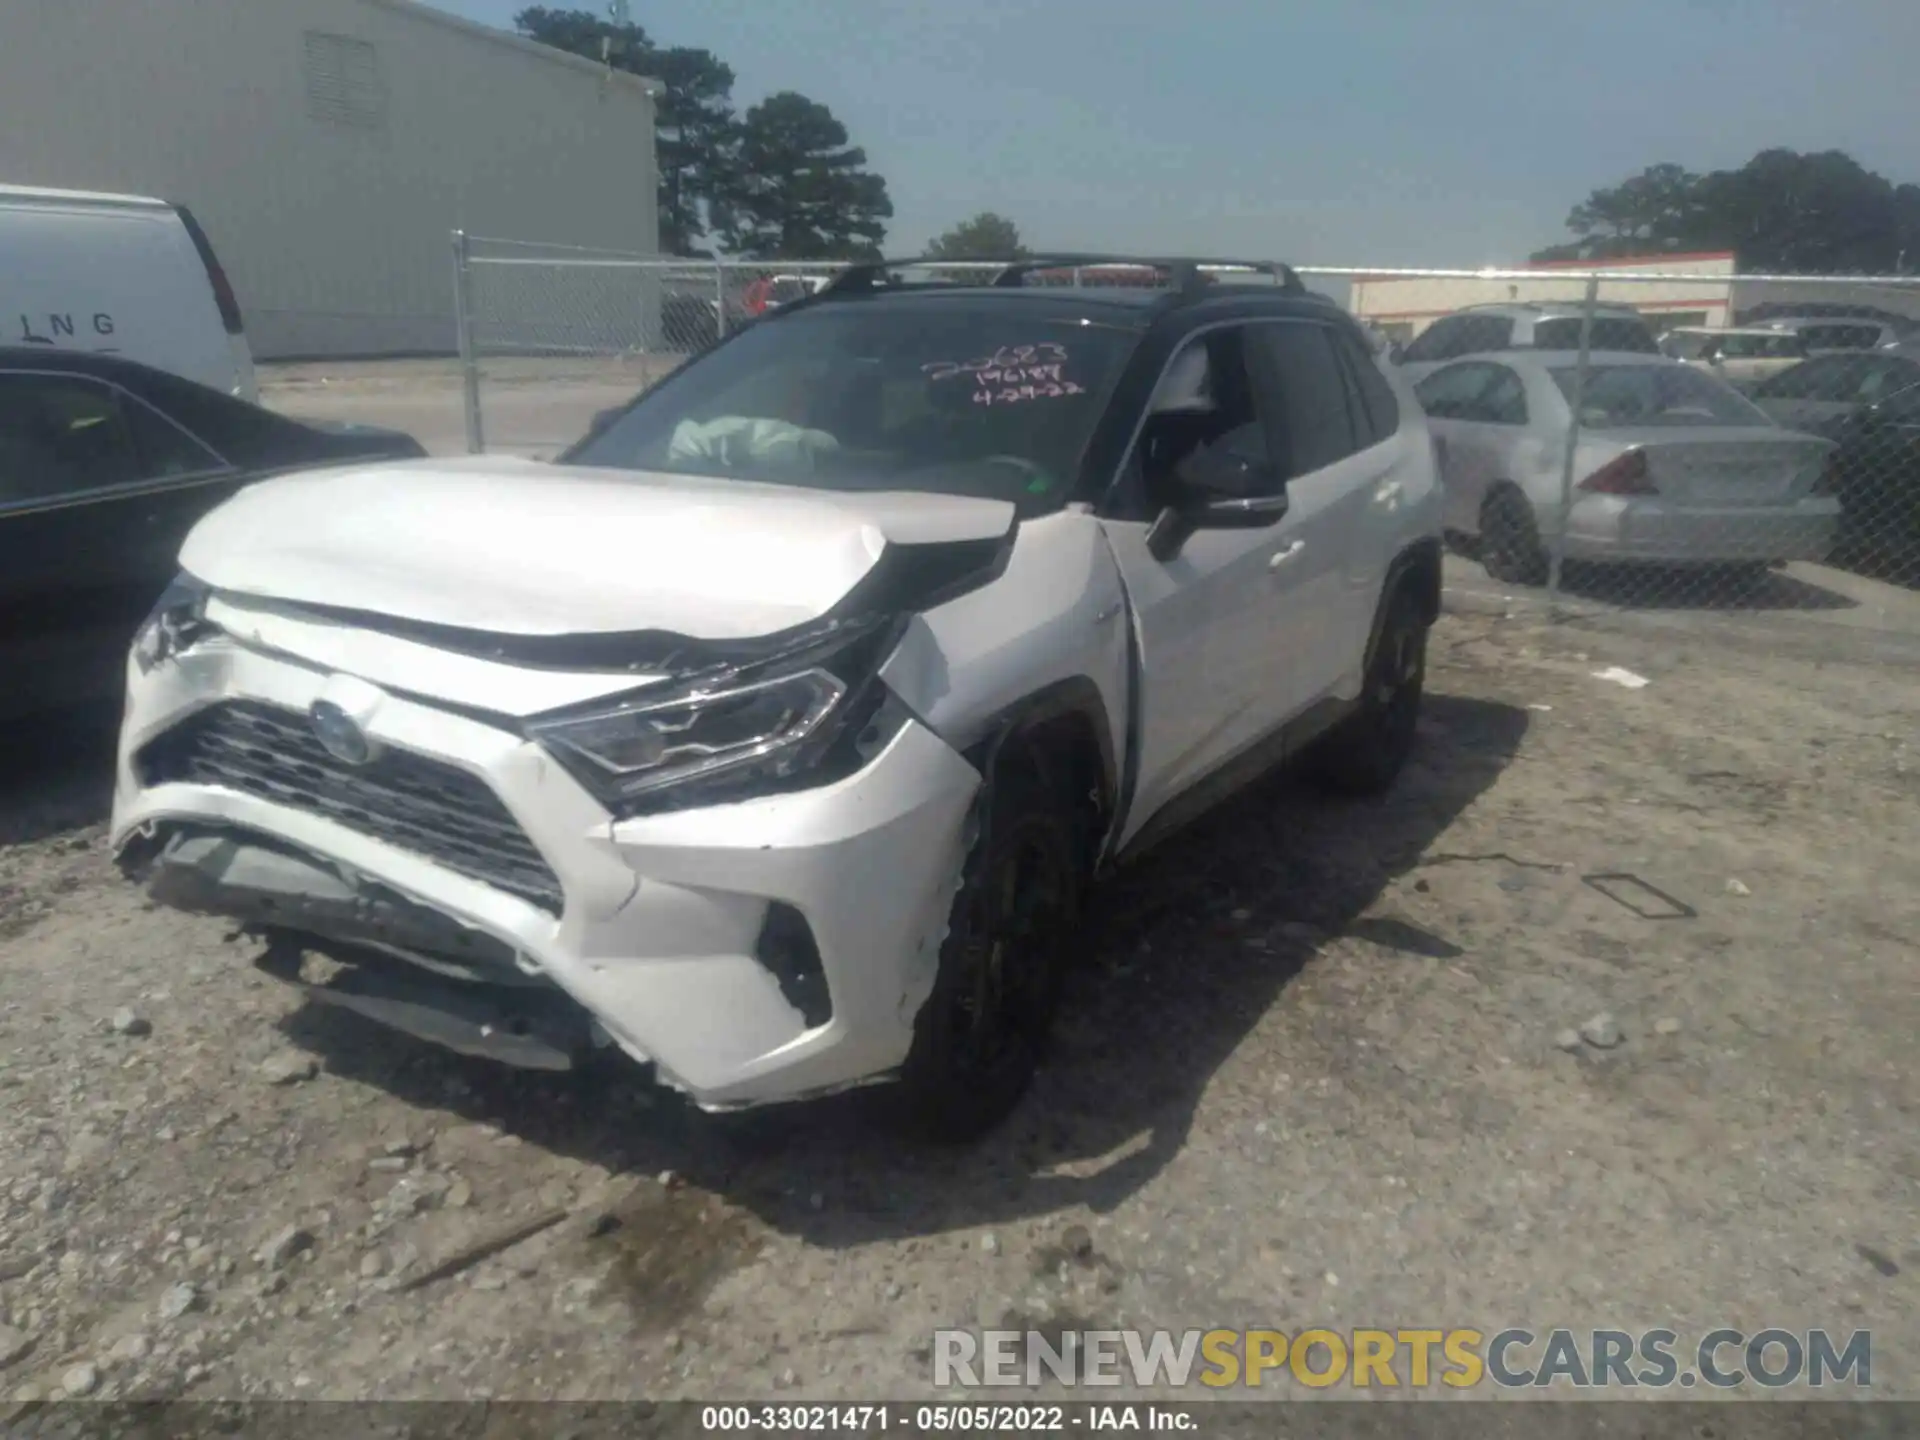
[111,623,982,1110]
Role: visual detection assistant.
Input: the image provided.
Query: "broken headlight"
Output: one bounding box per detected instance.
[527,616,900,812]
[132,574,214,674]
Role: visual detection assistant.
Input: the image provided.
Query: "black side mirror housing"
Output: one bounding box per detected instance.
[587,406,623,437]
[1173,444,1272,502]
[1146,446,1289,560]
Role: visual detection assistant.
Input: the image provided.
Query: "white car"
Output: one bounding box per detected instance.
[111,256,1443,1137]
[1393,302,1660,385]
[0,183,256,401]
[1415,351,1837,584]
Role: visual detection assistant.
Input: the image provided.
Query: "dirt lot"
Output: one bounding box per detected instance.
[1,602,1916,1407]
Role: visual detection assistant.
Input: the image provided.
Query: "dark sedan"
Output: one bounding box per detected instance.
[1751,349,1920,584]
[1,348,426,719]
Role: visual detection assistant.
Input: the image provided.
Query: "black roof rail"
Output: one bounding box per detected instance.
[814,256,994,297]
[816,252,1306,299]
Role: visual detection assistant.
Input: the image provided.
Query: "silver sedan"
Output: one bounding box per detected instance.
[1414,351,1839,584]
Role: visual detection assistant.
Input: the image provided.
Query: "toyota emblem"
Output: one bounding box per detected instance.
[310,699,374,765]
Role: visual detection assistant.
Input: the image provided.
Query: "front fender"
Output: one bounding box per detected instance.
[877,510,1131,797]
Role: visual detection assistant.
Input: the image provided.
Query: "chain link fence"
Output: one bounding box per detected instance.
[1318,263,1920,622]
[452,233,1920,633]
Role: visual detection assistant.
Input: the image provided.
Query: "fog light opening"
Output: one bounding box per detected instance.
[756,902,832,1029]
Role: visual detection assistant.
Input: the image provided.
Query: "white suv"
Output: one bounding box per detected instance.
[111,256,1443,1138]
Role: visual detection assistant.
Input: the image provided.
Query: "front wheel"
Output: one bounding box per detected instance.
[1308,586,1428,797]
[896,764,1081,1141]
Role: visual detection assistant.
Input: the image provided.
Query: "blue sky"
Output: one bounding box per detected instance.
[437,0,1920,266]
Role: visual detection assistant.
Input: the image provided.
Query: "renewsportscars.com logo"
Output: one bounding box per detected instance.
[932,1327,1872,1390]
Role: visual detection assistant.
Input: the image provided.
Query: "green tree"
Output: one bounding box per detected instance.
[1534,150,1920,272]
[514,7,739,256]
[721,92,893,259]
[1530,162,1703,261]
[925,212,1029,260]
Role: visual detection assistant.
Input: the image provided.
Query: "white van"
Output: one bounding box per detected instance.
[0,184,256,401]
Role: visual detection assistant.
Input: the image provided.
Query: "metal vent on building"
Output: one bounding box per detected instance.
[303,31,387,130]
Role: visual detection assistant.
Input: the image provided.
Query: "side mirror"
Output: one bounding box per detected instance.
[1146,447,1288,560]
[587,406,623,437]
[1173,444,1274,502]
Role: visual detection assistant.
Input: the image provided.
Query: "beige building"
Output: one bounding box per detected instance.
[0,0,659,357]
[1353,252,1738,345]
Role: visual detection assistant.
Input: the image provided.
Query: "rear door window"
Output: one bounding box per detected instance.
[1248,323,1361,477]
[1452,315,1515,357]
[1401,318,1465,364]
[1329,329,1400,444]
[1413,362,1497,420]
[1481,365,1528,424]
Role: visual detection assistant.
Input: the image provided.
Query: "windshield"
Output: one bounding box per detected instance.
[1800,324,1882,350]
[1550,364,1772,428]
[564,306,1139,513]
[1718,333,1805,359]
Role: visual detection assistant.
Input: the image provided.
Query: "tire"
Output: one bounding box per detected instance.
[1479,487,1549,586]
[896,762,1082,1141]
[1309,584,1428,798]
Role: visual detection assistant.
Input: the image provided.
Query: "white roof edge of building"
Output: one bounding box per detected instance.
[0,182,173,208]
[356,0,662,98]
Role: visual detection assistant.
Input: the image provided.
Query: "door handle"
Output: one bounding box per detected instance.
[1268,540,1305,571]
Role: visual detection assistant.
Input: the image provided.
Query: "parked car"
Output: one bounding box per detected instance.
[1,183,257,401]
[1414,351,1836,584]
[1752,316,1903,354]
[1658,326,1809,391]
[1396,302,1660,384]
[1750,350,1920,578]
[659,289,722,352]
[0,347,425,721]
[112,253,1443,1138]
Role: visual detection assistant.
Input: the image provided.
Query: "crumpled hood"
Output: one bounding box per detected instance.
[179,457,1017,639]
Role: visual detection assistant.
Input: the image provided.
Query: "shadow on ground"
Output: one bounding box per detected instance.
[1559,561,1855,612]
[0,703,120,847]
[1443,536,1859,612]
[284,691,1530,1252]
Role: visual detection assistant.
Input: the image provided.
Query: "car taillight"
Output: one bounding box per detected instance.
[1579,451,1657,496]
[173,204,245,335]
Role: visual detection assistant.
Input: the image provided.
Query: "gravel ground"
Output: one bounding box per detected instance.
[1,608,1916,1407]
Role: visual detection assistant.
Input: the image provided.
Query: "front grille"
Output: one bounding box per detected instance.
[139,701,564,915]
